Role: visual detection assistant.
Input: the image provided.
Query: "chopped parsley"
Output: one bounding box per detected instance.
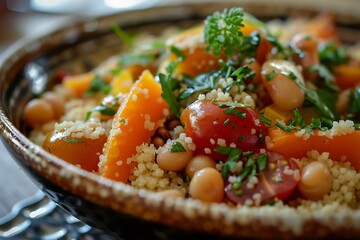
[215,146,242,178]
[265,70,277,81]
[85,75,111,96]
[225,65,254,92]
[170,141,186,152]
[275,109,331,133]
[223,118,231,126]
[318,41,349,69]
[212,100,251,118]
[177,70,218,101]
[64,138,85,143]
[85,95,120,121]
[287,71,298,81]
[259,112,272,126]
[223,107,246,118]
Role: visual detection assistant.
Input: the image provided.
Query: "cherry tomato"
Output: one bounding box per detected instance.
[225,151,300,205]
[180,100,267,160]
[43,131,107,172]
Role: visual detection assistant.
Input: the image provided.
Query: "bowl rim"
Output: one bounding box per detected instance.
[1,1,360,238]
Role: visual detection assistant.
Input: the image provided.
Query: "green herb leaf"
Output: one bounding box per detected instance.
[65,138,85,143]
[304,89,340,120]
[255,154,267,172]
[204,7,245,57]
[177,71,218,100]
[259,112,272,126]
[215,146,242,178]
[159,73,181,118]
[265,70,277,81]
[111,24,133,46]
[85,75,111,96]
[92,105,118,116]
[170,141,186,152]
[223,107,246,118]
[287,71,297,80]
[318,41,349,68]
[225,65,253,92]
[170,45,186,61]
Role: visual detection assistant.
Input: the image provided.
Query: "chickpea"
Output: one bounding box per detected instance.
[24,98,55,128]
[186,155,216,179]
[261,60,305,111]
[298,161,332,201]
[157,189,185,199]
[189,168,224,203]
[43,92,65,119]
[157,140,194,171]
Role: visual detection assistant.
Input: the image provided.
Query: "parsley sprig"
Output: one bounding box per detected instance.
[204,7,245,58]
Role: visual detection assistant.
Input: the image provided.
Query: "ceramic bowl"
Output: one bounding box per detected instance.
[1,1,360,239]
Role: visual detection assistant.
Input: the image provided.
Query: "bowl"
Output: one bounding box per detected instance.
[1,1,360,239]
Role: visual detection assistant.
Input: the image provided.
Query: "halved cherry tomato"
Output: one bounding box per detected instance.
[225,151,299,205]
[43,131,107,172]
[180,100,267,160]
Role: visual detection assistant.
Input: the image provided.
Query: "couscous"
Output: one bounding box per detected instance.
[25,7,360,211]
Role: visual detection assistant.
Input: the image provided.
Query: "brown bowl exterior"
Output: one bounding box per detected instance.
[1,2,360,239]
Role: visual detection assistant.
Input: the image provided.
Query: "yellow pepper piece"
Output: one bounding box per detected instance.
[110,69,134,95]
[263,104,293,125]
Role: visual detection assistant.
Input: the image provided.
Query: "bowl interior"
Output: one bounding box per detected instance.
[1,2,360,239]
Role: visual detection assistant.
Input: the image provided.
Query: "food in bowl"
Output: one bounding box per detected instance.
[24,7,360,209]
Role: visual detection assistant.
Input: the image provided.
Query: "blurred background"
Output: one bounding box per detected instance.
[0,0,161,52]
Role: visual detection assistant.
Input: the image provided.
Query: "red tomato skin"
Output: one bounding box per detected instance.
[225,152,300,205]
[180,100,267,160]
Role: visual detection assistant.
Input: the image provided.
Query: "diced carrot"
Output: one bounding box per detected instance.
[175,47,224,76]
[110,69,134,95]
[267,127,360,171]
[334,62,360,89]
[63,72,95,96]
[99,70,169,182]
[166,24,224,76]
